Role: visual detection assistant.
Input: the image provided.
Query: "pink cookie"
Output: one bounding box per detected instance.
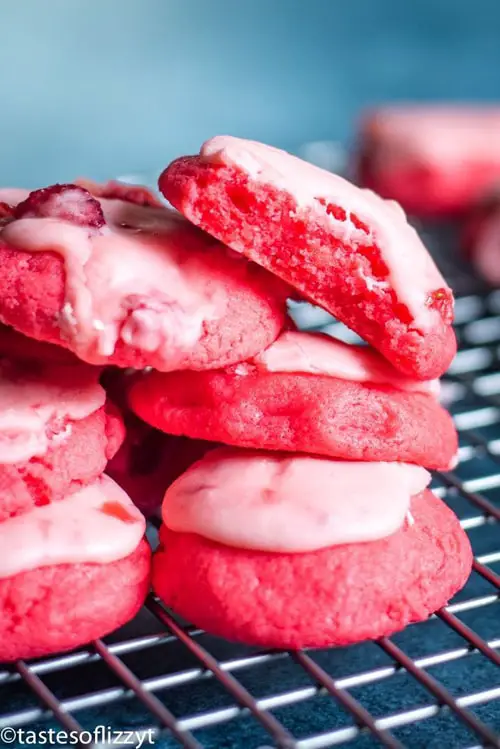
[102,366,218,515]
[0,360,124,521]
[0,323,79,365]
[153,489,472,649]
[462,190,500,286]
[159,136,456,379]
[129,332,458,470]
[0,476,150,662]
[0,541,150,662]
[75,178,164,208]
[0,183,287,371]
[357,106,500,216]
[107,415,216,516]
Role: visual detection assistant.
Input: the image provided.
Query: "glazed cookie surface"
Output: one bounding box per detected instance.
[0,361,124,520]
[0,183,287,371]
[153,490,472,649]
[160,136,456,378]
[0,475,150,662]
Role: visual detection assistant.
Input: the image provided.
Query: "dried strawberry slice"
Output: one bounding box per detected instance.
[76,178,163,208]
[14,184,106,229]
[0,202,14,224]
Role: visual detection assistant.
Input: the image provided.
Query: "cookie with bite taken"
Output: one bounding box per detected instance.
[159,136,456,379]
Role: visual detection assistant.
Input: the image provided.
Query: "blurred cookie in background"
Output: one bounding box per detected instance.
[462,187,500,286]
[356,106,500,217]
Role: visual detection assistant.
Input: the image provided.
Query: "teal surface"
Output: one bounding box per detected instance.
[1,0,500,186]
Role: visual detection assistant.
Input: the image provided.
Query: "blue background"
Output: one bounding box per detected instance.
[2,0,500,187]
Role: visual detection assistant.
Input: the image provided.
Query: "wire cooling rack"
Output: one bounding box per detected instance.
[0,230,499,749]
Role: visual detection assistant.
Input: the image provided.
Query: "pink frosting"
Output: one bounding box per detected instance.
[253,331,440,395]
[2,199,228,366]
[0,475,146,578]
[0,362,104,464]
[201,135,450,332]
[0,188,30,206]
[365,107,500,167]
[162,448,430,552]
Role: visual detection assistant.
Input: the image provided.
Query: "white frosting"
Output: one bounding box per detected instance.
[0,475,146,578]
[201,135,449,331]
[2,199,228,367]
[162,448,430,552]
[253,331,440,396]
[0,362,105,463]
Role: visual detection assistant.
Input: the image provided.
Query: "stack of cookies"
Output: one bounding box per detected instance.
[0,137,472,657]
[0,176,285,661]
[130,136,472,649]
[0,355,150,662]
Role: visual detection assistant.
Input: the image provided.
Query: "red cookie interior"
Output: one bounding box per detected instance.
[160,137,456,379]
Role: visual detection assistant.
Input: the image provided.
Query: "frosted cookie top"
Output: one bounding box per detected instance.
[162,448,430,553]
[1,185,238,367]
[201,135,451,332]
[0,475,145,578]
[0,361,104,464]
[253,331,440,396]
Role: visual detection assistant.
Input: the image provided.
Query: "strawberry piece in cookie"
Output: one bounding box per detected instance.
[14,184,106,228]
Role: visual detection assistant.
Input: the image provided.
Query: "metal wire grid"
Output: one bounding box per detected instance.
[0,292,499,749]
